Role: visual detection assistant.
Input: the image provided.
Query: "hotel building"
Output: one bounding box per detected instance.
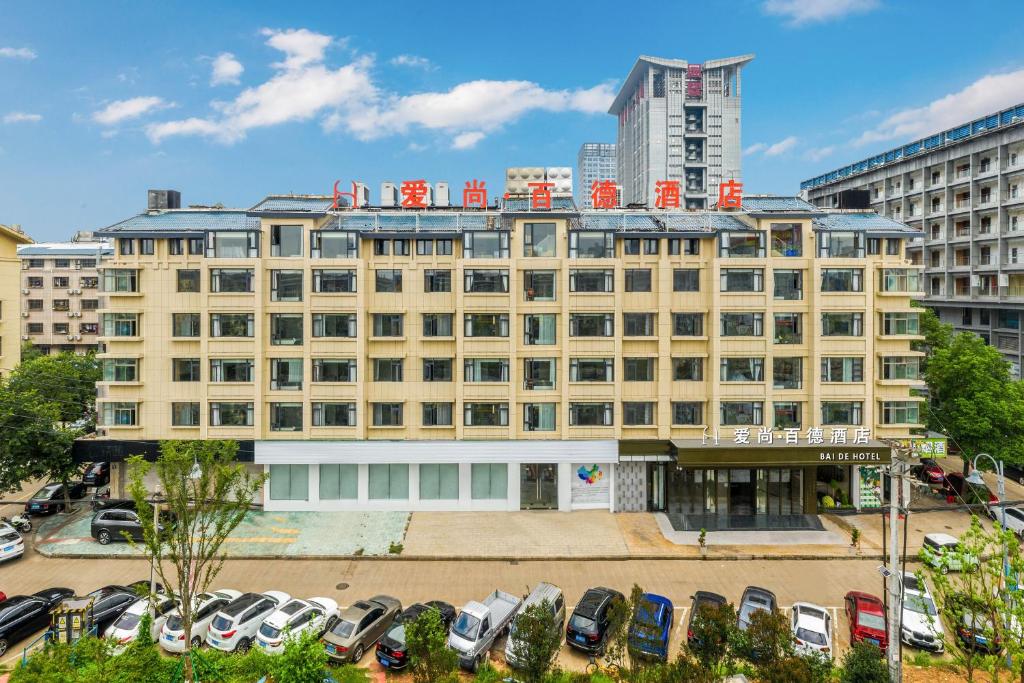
[79,191,922,528]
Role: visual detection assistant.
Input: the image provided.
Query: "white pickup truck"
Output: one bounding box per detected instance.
[448,589,523,672]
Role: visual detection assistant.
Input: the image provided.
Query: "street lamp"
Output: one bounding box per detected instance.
[966,453,1009,581]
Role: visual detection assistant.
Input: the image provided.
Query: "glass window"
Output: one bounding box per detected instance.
[623,402,655,425]
[672,313,704,336]
[139,238,154,255]
[773,402,801,429]
[523,358,556,390]
[393,239,410,256]
[623,238,640,256]
[313,358,356,382]
[424,269,451,293]
[372,403,403,426]
[269,464,308,501]
[523,314,556,345]
[101,402,137,426]
[569,232,613,258]
[569,402,613,426]
[773,269,802,300]
[625,269,652,292]
[464,358,509,383]
[880,269,922,293]
[210,268,253,293]
[416,239,433,256]
[312,313,356,338]
[881,312,920,335]
[373,358,403,382]
[673,269,700,292]
[422,358,453,382]
[319,464,357,499]
[270,403,302,431]
[209,402,254,426]
[821,402,862,425]
[570,358,614,382]
[773,357,802,390]
[420,464,459,500]
[423,313,453,337]
[672,402,702,425]
[313,269,356,293]
[719,232,765,258]
[171,402,200,427]
[720,357,764,382]
[270,358,303,390]
[821,357,864,382]
[270,270,303,302]
[310,231,358,259]
[720,402,763,426]
[569,313,613,337]
[770,223,802,256]
[524,223,556,257]
[375,269,403,292]
[880,401,920,425]
[188,237,204,255]
[176,270,200,293]
[464,269,509,293]
[668,238,700,255]
[209,231,258,258]
[168,238,183,255]
[373,239,389,256]
[818,232,864,258]
[271,225,303,257]
[524,403,557,431]
[102,358,138,382]
[672,357,703,381]
[210,359,254,382]
[569,269,614,293]
[270,314,302,345]
[623,358,655,382]
[643,238,659,255]
[471,464,508,499]
[372,313,404,337]
[821,269,864,292]
[773,313,802,344]
[118,238,134,256]
[464,313,509,337]
[623,313,655,336]
[822,312,863,336]
[880,356,921,380]
[101,313,138,337]
[172,313,200,337]
[464,403,509,426]
[886,239,902,256]
[172,358,201,382]
[721,312,763,337]
[368,464,409,499]
[102,269,138,293]
[720,269,763,292]
[524,271,556,301]
[463,231,509,259]
[422,402,453,426]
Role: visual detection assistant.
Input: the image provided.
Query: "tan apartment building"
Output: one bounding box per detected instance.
[79,193,923,527]
[18,236,112,354]
[0,224,33,374]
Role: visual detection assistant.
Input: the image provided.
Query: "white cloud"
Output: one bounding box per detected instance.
[452,131,485,150]
[763,0,878,25]
[147,27,614,148]
[745,136,799,157]
[854,68,1024,146]
[93,96,170,125]
[390,54,432,70]
[0,47,36,60]
[211,52,244,86]
[3,112,42,124]
[804,145,835,162]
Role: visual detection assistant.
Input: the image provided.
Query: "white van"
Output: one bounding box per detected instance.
[504,582,565,668]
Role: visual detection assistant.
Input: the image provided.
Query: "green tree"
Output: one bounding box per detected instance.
[838,642,887,683]
[6,352,101,423]
[604,584,643,672]
[405,605,458,683]
[270,628,331,683]
[126,440,265,683]
[687,601,738,680]
[508,600,561,682]
[912,302,953,364]
[925,332,1024,466]
[19,341,44,363]
[733,607,793,668]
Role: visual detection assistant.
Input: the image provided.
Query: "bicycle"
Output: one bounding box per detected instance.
[585,655,620,676]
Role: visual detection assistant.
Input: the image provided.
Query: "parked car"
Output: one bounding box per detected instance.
[324,595,402,664]
[737,586,777,631]
[85,585,144,633]
[105,594,179,653]
[566,587,624,656]
[950,594,1001,654]
[912,458,945,485]
[82,462,110,487]
[791,602,832,658]
[206,591,290,653]
[0,587,74,655]
[942,472,997,505]
[89,486,135,512]
[1003,462,1024,487]
[448,590,521,672]
[901,574,944,653]
[505,583,565,669]
[844,591,887,654]
[24,481,86,515]
[377,601,457,671]
[160,589,242,653]
[627,593,674,661]
[0,523,25,562]
[256,597,339,654]
[91,508,147,544]
[686,591,728,646]
[921,533,980,573]
[988,505,1024,538]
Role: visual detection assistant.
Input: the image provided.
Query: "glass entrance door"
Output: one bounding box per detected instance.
[520,464,558,509]
[728,469,755,515]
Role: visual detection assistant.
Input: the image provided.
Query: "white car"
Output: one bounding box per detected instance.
[900,574,944,653]
[105,595,179,653]
[206,591,290,653]
[791,602,832,658]
[159,589,242,653]
[0,524,24,562]
[256,597,340,654]
[988,505,1024,538]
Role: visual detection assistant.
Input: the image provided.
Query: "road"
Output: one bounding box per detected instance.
[0,541,916,671]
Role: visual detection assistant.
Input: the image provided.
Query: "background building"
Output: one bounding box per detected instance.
[802,103,1024,376]
[577,143,617,208]
[0,224,33,374]
[18,234,111,355]
[82,190,920,526]
[609,54,754,209]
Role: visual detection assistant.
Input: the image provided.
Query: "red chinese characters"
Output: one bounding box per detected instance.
[654,180,681,209]
[400,180,429,208]
[590,180,618,209]
[528,182,554,210]
[463,180,488,208]
[718,179,743,209]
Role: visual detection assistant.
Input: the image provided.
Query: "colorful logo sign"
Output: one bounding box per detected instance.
[577,464,604,485]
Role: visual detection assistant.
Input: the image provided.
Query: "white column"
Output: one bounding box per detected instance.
[557,462,571,512]
[408,464,420,508]
[507,462,520,511]
[459,463,473,510]
[357,464,369,505]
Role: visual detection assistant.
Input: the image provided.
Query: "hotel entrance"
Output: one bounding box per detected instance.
[520,463,558,510]
[665,467,808,522]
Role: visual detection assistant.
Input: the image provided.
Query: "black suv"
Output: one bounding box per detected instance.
[687,591,728,645]
[566,587,625,654]
[25,481,87,515]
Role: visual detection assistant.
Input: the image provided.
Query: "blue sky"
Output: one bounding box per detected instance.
[3,0,1024,240]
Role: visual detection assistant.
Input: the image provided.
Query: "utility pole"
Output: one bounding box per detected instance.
[885,446,907,683]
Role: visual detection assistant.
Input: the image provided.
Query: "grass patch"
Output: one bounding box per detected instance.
[388,542,404,555]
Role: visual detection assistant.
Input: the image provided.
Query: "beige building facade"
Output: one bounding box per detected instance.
[83,194,923,525]
[18,239,111,355]
[0,224,33,375]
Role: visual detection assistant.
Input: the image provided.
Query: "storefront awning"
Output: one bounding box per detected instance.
[618,440,673,462]
[669,439,891,468]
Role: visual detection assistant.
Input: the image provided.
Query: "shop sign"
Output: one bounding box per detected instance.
[704,426,873,446]
[893,435,948,458]
[571,463,611,507]
[818,450,886,463]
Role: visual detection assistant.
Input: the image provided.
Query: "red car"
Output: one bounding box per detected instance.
[845,591,887,654]
[914,458,944,485]
[942,472,998,505]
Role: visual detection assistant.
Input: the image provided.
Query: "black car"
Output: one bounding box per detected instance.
[687,591,728,645]
[376,601,456,671]
[91,508,146,544]
[566,587,625,655]
[24,481,87,515]
[0,587,74,655]
[85,585,145,632]
[82,462,110,487]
